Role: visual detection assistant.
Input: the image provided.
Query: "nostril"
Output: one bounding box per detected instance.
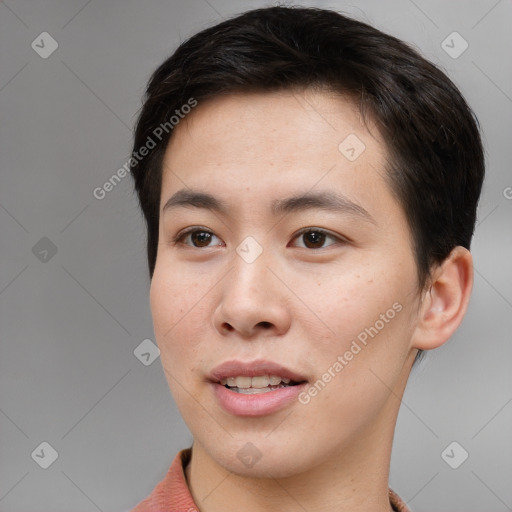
[258,321,272,329]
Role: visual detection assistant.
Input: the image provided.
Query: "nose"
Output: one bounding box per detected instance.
[213,250,292,339]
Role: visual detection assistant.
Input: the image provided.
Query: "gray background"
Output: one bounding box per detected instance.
[0,0,511,511]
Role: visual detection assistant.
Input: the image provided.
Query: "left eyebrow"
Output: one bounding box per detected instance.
[162,188,375,224]
[271,190,375,223]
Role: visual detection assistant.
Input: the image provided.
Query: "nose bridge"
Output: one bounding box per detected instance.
[229,240,276,306]
[214,239,291,336]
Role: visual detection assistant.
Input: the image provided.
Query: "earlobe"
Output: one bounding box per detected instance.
[411,246,473,351]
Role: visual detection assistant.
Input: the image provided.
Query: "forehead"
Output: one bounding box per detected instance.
[160,90,391,214]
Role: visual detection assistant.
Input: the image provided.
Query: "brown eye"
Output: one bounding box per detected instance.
[292,228,343,249]
[189,231,213,247]
[301,231,326,249]
[174,228,222,248]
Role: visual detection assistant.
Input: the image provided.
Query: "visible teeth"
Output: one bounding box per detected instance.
[219,375,294,387]
[234,387,274,394]
[232,383,290,394]
[235,376,252,389]
[269,375,282,385]
[251,375,270,388]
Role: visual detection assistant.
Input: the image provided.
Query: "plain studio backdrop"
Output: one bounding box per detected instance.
[0,1,511,511]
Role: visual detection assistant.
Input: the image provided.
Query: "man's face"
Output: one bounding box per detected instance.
[150,90,422,477]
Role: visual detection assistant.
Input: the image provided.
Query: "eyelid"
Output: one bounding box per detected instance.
[291,227,349,248]
[173,226,223,246]
[173,225,349,249]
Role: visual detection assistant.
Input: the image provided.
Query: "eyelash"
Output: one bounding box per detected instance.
[172,226,348,250]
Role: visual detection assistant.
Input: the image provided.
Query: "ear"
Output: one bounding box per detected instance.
[411,246,473,351]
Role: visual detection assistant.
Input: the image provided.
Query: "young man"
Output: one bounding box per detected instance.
[129,6,484,511]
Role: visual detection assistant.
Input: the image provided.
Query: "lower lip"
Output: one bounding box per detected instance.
[212,382,307,417]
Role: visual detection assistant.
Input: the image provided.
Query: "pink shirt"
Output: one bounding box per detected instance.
[130,448,411,512]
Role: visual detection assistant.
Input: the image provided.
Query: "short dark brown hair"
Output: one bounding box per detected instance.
[130,5,484,295]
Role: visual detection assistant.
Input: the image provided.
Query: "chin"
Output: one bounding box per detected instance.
[204,436,321,480]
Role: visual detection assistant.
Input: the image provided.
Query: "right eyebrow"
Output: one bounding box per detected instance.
[162,189,229,215]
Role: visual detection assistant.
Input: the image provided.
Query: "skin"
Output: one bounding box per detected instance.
[149,89,473,512]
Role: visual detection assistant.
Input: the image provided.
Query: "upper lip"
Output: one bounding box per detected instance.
[209,359,308,383]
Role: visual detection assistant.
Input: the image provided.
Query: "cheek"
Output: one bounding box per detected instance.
[149,263,210,369]
[295,278,416,438]
[296,270,395,341]
[295,258,418,380]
